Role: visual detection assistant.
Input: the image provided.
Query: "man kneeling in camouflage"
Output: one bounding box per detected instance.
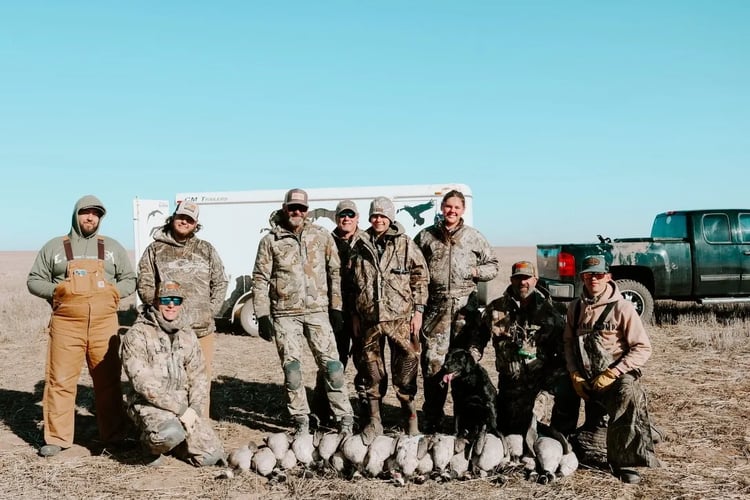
[120,281,225,467]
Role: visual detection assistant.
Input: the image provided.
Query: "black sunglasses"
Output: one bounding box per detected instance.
[159,297,183,306]
[337,210,356,219]
[286,204,308,213]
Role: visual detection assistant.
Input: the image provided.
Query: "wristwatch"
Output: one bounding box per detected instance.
[414,305,425,313]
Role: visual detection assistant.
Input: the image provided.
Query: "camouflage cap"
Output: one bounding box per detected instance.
[511,260,537,278]
[158,280,184,299]
[369,196,395,221]
[175,201,200,220]
[284,188,309,208]
[335,199,358,216]
[579,255,609,274]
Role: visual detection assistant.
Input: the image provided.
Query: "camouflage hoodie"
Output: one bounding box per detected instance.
[120,306,208,416]
[252,216,342,318]
[563,280,652,378]
[351,221,429,322]
[332,226,366,311]
[137,227,228,338]
[414,219,498,300]
[27,195,136,301]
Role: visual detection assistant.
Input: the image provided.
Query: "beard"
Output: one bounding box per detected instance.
[287,215,304,229]
[516,284,536,300]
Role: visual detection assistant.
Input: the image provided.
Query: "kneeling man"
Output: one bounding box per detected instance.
[121,281,225,466]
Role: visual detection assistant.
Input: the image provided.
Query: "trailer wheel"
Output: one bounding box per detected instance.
[615,279,654,323]
[238,301,259,337]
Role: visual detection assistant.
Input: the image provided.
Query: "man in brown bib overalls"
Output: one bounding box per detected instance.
[28,195,136,457]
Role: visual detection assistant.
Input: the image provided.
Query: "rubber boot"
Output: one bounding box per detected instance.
[402,400,419,436]
[362,399,383,445]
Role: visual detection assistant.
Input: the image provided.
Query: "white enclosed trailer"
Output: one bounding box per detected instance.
[133,183,473,334]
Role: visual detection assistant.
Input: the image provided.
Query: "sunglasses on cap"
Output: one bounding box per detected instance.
[159,297,183,306]
[286,204,308,213]
[337,210,356,219]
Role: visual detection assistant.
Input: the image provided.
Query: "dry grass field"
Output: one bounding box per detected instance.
[1,248,749,499]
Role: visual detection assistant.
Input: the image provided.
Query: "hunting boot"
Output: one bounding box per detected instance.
[293,415,310,439]
[338,415,354,436]
[362,399,383,445]
[401,400,419,436]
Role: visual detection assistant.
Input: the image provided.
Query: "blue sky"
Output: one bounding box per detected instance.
[2,1,748,251]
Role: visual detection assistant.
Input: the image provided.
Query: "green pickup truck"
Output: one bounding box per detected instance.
[536,209,750,320]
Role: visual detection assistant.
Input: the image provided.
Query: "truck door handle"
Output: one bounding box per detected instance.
[744,250,750,255]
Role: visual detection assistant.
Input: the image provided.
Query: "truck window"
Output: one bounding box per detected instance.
[651,213,687,238]
[702,213,731,243]
[740,213,750,243]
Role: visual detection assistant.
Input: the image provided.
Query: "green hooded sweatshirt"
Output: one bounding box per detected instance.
[27,195,137,301]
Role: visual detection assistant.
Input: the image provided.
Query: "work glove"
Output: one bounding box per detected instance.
[179,407,199,432]
[257,315,275,342]
[329,309,345,335]
[570,371,591,400]
[591,368,619,392]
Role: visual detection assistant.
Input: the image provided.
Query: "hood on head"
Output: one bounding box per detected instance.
[72,195,106,238]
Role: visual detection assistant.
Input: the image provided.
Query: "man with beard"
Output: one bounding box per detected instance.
[479,261,580,437]
[137,200,228,418]
[252,188,354,437]
[27,195,136,457]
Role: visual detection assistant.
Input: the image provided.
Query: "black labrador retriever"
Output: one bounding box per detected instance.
[441,348,499,438]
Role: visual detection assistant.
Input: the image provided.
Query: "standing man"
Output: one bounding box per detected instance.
[350,196,428,439]
[564,255,659,484]
[27,195,136,457]
[137,200,228,418]
[479,261,580,436]
[121,281,225,467]
[252,188,354,437]
[311,199,366,428]
[414,189,499,433]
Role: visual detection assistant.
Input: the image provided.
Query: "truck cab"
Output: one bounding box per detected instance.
[536,209,750,321]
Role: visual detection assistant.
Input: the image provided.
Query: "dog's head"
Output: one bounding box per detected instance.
[442,348,476,381]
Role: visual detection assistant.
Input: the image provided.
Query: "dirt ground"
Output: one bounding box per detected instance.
[1,249,749,499]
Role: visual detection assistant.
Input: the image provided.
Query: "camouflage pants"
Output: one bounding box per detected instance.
[311,310,366,424]
[273,313,353,419]
[358,318,419,403]
[496,364,581,436]
[128,404,224,466]
[420,293,481,422]
[590,373,658,469]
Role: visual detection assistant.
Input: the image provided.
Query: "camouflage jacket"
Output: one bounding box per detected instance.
[252,218,342,318]
[332,227,366,312]
[414,220,499,300]
[351,222,429,322]
[137,228,228,338]
[563,281,652,378]
[481,285,568,383]
[120,306,208,416]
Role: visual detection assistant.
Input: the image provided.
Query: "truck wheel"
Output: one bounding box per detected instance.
[238,301,259,337]
[615,279,654,323]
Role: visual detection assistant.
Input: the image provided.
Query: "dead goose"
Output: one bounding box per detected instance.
[533,436,563,484]
[472,431,505,475]
[252,446,277,477]
[364,434,397,478]
[292,432,315,466]
[227,443,254,473]
[265,432,291,461]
